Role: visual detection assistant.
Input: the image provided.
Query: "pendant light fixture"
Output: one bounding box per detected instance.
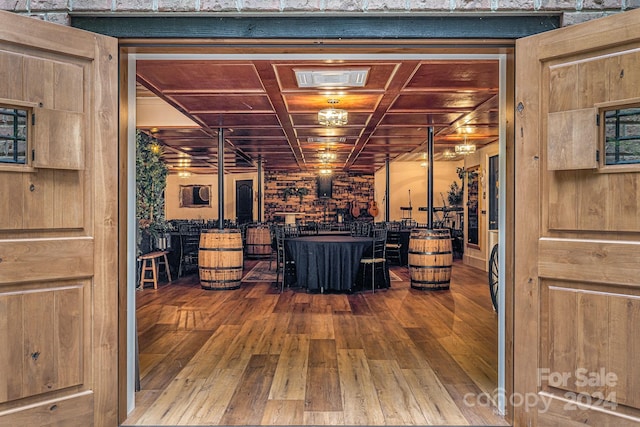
[318,99,348,127]
[454,136,476,155]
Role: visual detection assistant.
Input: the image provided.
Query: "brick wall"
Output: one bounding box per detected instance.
[1,0,636,26]
[265,171,374,223]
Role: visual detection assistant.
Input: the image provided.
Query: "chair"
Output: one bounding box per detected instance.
[274,226,296,292]
[359,228,388,293]
[350,221,371,237]
[385,230,403,265]
[178,223,201,277]
[284,224,300,238]
[298,221,318,236]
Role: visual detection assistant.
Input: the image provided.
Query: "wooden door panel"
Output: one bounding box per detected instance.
[516,8,640,426]
[0,10,117,426]
[0,51,22,100]
[0,239,93,284]
[0,392,94,427]
[0,285,85,403]
[33,108,85,170]
[23,56,54,106]
[0,172,24,229]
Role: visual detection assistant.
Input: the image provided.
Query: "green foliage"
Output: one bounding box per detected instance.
[282,185,309,202]
[447,180,463,206]
[136,131,169,252]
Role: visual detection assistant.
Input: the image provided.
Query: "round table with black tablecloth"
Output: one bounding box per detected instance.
[286,235,373,292]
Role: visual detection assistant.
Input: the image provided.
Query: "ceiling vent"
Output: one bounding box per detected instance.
[294,68,369,88]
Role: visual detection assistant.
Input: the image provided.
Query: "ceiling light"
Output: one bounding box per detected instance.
[306,137,347,144]
[319,168,332,175]
[318,99,348,127]
[318,150,337,163]
[294,68,369,88]
[455,137,476,155]
[442,150,458,160]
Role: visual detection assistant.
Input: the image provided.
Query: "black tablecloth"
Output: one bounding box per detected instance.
[286,236,373,292]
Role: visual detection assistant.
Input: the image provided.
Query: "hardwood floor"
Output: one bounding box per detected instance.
[124,259,507,426]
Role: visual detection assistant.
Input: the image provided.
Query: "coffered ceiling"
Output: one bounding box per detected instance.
[136,58,499,175]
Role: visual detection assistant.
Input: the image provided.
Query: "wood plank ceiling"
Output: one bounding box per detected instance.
[136,59,499,175]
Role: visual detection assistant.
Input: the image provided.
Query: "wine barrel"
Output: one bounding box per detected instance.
[245,225,272,258]
[199,229,243,290]
[408,228,452,290]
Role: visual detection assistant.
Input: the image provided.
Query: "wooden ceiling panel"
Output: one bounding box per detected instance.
[283,93,382,112]
[195,113,281,128]
[137,57,501,174]
[225,128,286,138]
[391,93,495,111]
[137,61,265,92]
[169,94,274,113]
[405,61,500,91]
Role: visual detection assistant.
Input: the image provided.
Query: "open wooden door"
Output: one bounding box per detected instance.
[0,11,118,427]
[515,8,640,426]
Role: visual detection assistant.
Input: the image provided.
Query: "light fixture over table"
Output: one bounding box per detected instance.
[454,136,476,155]
[318,99,348,127]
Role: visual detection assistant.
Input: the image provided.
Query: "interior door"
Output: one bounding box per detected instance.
[236,179,253,224]
[0,11,118,427]
[515,8,640,426]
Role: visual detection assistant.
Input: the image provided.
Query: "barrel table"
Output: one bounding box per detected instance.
[199,229,243,290]
[245,225,273,259]
[408,228,453,290]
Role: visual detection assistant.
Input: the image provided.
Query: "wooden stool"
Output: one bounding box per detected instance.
[138,251,172,289]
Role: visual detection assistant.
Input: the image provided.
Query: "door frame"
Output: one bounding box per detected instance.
[119,42,515,423]
[236,179,254,224]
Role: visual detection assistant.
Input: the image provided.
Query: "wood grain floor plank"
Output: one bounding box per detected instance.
[129,262,507,426]
[261,399,305,425]
[220,354,280,425]
[369,359,428,425]
[336,348,385,425]
[139,330,213,390]
[303,410,345,425]
[305,367,342,411]
[268,334,309,400]
[402,368,470,425]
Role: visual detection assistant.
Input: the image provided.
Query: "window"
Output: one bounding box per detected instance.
[0,107,28,165]
[604,107,640,166]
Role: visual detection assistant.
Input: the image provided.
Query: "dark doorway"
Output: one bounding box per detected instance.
[236,180,253,224]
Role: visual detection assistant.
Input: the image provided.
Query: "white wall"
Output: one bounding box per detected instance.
[165,174,219,220]
[165,171,261,222]
[375,160,463,223]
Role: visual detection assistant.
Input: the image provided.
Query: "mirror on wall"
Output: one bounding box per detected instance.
[466,166,479,247]
[180,185,211,208]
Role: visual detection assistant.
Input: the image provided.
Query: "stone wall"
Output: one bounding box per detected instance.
[265,170,374,223]
[1,0,636,27]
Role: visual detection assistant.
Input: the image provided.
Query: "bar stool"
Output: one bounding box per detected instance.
[138,250,172,290]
